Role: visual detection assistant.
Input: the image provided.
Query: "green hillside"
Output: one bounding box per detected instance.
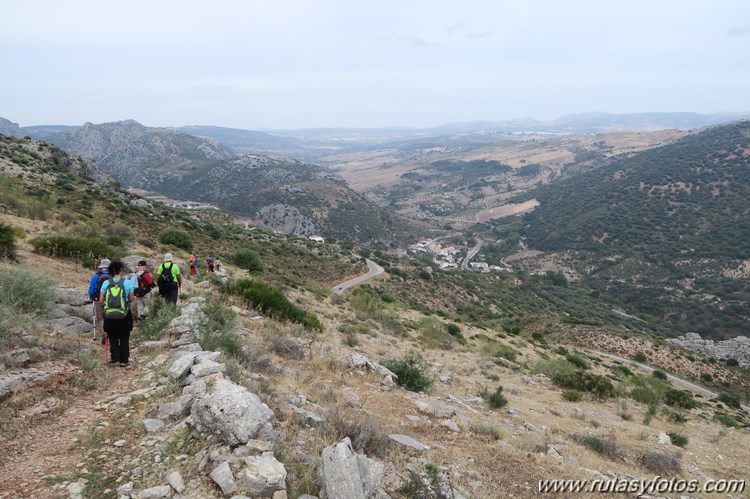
[515,121,750,339]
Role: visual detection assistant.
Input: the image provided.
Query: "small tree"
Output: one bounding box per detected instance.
[158,228,193,251]
[0,223,18,261]
[233,248,263,272]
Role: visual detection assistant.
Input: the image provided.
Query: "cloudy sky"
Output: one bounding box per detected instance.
[1,0,749,129]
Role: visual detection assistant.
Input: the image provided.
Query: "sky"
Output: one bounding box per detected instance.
[1,0,749,130]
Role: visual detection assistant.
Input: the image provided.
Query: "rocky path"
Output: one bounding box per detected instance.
[0,349,144,499]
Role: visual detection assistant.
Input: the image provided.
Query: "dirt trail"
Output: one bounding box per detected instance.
[0,353,144,499]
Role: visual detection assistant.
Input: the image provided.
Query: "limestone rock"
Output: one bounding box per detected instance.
[191,379,274,446]
[239,453,287,496]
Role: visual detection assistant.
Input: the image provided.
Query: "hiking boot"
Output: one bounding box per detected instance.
[118,362,131,368]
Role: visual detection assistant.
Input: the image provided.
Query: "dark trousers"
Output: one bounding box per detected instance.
[165,287,179,304]
[104,313,133,363]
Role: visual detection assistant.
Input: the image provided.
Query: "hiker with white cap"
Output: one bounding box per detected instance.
[155,253,182,304]
[88,258,111,341]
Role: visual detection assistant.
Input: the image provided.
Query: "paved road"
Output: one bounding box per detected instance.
[332,259,385,294]
[593,350,750,415]
[461,237,483,270]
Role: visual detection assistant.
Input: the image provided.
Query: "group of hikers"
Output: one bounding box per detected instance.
[187,253,219,278]
[86,252,187,367]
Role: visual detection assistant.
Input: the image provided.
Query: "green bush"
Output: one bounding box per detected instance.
[196,296,239,356]
[632,352,648,363]
[235,279,322,331]
[652,369,668,380]
[31,235,121,268]
[133,300,180,342]
[565,353,590,370]
[487,386,508,408]
[0,223,18,261]
[664,389,698,409]
[716,392,742,409]
[232,247,263,272]
[552,370,614,399]
[0,266,57,346]
[614,364,634,377]
[383,352,433,393]
[561,390,582,402]
[158,228,193,251]
[701,373,713,382]
[572,434,622,460]
[668,432,688,447]
[643,404,658,425]
[417,316,460,350]
[713,413,740,428]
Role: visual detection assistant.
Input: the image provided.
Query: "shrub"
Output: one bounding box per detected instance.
[643,404,658,425]
[562,390,582,402]
[232,247,263,272]
[492,343,518,362]
[565,353,590,370]
[0,266,57,346]
[196,297,239,356]
[0,223,18,261]
[639,451,682,475]
[668,432,688,447]
[726,358,739,367]
[133,300,180,342]
[468,421,505,440]
[632,352,648,363]
[716,392,742,409]
[322,410,391,457]
[32,234,121,268]
[664,389,698,409]
[417,316,460,350]
[652,369,668,380]
[383,352,433,393]
[614,364,634,377]
[487,386,508,408]
[713,413,740,428]
[701,373,713,382]
[552,370,615,400]
[158,228,193,251]
[572,434,622,460]
[235,279,322,331]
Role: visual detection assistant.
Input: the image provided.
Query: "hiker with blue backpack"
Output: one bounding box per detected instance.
[99,260,135,367]
[88,258,111,342]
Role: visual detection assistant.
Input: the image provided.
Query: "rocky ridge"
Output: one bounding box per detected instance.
[667,333,750,368]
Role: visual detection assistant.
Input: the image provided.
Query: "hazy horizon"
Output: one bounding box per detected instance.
[2,1,749,129]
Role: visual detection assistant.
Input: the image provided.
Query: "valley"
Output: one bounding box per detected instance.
[1,115,750,498]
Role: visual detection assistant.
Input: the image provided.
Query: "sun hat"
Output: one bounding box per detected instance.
[98,258,111,269]
[164,253,173,262]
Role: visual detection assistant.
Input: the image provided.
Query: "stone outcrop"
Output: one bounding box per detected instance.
[317,438,389,499]
[667,333,750,367]
[191,378,275,446]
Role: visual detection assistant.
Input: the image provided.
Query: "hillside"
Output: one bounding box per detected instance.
[158,154,414,244]
[323,129,688,227]
[507,121,750,339]
[45,120,235,188]
[1,132,750,498]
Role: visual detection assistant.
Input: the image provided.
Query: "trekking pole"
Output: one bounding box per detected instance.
[104,337,109,363]
[92,302,97,341]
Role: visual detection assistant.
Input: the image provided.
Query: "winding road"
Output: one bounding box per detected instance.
[461,237,483,270]
[332,259,385,294]
[593,350,750,415]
